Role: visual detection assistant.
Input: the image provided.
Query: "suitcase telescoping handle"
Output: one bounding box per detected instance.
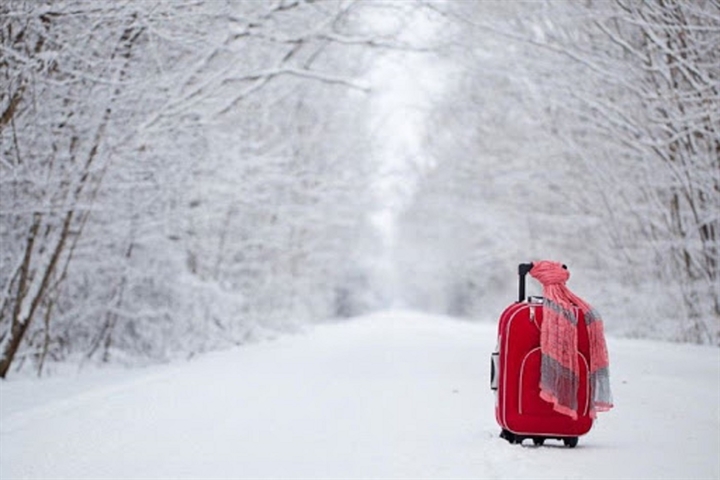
[518,262,568,302]
[518,263,534,302]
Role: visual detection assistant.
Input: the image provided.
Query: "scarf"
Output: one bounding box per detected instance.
[530,260,613,419]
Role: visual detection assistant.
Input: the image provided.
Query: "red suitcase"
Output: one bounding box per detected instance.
[490,263,593,447]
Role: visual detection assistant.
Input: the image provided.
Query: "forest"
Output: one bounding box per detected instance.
[1,0,718,378]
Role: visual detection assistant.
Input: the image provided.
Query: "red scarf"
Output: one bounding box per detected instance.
[530,261,613,419]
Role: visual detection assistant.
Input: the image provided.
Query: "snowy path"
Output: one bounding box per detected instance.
[1,310,718,479]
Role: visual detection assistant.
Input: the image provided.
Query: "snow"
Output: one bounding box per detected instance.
[1,310,718,480]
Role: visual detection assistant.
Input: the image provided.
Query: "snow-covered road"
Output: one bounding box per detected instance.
[1,310,718,479]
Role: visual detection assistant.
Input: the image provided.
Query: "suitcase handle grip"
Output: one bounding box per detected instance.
[518,262,567,302]
[518,263,534,302]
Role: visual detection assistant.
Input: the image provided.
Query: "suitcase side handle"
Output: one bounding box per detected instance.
[490,351,499,391]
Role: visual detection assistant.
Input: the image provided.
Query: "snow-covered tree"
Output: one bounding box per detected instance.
[394,1,597,319]
[396,0,719,343]
[1,0,150,376]
[1,0,419,377]
[559,0,719,343]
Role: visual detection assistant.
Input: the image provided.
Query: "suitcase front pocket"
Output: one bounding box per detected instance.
[518,348,556,416]
[518,348,590,417]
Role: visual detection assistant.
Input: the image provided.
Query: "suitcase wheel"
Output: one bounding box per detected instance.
[500,429,520,444]
[501,430,579,448]
[563,437,579,448]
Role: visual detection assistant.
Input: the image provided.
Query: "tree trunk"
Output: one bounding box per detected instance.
[0,211,72,378]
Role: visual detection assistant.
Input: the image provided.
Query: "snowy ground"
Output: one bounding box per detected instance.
[1,310,718,480]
